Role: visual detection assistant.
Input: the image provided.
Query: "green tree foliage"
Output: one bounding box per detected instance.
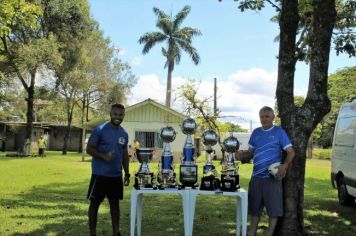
[0,0,93,153]
[139,5,201,107]
[217,121,248,132]
[316,66,356,147]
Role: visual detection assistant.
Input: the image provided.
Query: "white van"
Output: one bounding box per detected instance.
[331,99,356,206]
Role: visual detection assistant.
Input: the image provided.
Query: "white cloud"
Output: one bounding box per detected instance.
[127,68,301,130]
[127,74,166,104]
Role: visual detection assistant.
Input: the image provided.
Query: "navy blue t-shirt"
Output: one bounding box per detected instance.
[88,122,128,177]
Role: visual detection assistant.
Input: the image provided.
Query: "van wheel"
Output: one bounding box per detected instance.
[337,178,355,206]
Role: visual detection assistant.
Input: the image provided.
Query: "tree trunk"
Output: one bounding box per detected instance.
[165,61,174,107]
[23,71,36,155]
[81,96,86,161]
[275,0,336,235]
[62,104,74,155]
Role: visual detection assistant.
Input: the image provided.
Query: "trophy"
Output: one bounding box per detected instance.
[200,129,219,191]
[134,148,156,189]
[221,135,240,191]
[157,126,177,189]
[179,118,198,188]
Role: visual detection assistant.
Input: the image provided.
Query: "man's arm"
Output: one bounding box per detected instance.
[235,147,254,163]
[122,146,129,175]
[277,147,295,177]
[122,146,130,186]
[86,143,114,162]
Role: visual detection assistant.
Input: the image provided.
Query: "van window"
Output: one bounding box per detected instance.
[334,117,355,147]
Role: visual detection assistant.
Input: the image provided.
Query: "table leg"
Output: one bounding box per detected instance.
[181,190,190,236]
[136,193,143,236]
[236,196,242,236]
[240,193,248,236]
[130,190,137,236]
[189,191,198,236]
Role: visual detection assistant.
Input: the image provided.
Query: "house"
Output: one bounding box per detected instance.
[122,99,194,162]
[0,122,82,152]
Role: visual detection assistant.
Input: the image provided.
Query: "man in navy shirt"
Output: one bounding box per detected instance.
[86,103,130,236]
[236,106,295,236]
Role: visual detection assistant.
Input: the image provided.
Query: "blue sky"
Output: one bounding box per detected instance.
[88,0,354,129]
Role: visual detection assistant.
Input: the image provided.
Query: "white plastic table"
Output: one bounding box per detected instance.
[188,189,248,236]
[130,188,191,236]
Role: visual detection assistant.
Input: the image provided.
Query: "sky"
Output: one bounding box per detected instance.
[88,0,355,130]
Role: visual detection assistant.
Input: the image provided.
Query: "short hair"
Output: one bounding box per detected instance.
[259,106,274,114]
[111,103,125,110]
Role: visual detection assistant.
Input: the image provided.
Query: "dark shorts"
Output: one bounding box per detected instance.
[39,148,45,155]
[87,174,123,203]
[248,177,283,217]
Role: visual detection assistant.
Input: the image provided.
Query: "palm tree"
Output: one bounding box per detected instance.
[139,5,201,107]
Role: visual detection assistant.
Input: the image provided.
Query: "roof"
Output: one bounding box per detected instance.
[84,98,187,130]
[126,98,186,119]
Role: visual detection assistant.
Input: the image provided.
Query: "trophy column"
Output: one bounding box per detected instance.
[179,118,198,189]
[134,148,156,189]
[221,135,240,191]
[157,126,177,189]
[200,129,219,191]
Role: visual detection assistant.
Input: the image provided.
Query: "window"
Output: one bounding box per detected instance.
[335,117,355,147]
[135,131,163,148]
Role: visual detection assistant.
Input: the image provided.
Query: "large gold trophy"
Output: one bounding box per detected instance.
[200,129,219,191]
[221,134,240,191]
[157,126,177,189]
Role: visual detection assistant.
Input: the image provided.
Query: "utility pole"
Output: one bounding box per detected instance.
[214,77,217,117]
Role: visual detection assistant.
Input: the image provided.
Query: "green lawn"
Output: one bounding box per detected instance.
[0,152,355,235]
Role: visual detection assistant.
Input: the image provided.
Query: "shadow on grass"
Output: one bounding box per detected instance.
[304,177,356,236]
[1,174,253,236]
[1,179,135,236]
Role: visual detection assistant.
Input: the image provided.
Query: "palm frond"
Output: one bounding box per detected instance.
[153,7,169,19]
[176,40,200,65]
[178,27,202,38]
[138,32,167,54]
[156,17,172,35]
[173,5,191,31]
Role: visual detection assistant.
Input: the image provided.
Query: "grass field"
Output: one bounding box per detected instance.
[0,152,355,235]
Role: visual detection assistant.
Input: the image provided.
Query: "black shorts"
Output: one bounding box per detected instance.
[87,174,123,202]
[39,148,45,155]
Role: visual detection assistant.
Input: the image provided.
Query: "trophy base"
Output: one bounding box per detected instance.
[157,172,177,190]
[179,183,198,189]
[200,175,219,191]
[179,164,198,189]
[134,172,156,190]
[221,174,240,192]
[158,183,177,190]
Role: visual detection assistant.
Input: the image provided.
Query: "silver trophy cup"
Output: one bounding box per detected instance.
[221,135,240,191]
[134,148,156,189]
[179,118,199,188]
[200,129,219,190]
[158,126,177,189]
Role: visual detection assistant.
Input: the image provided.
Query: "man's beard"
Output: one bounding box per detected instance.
[110,119,121,127]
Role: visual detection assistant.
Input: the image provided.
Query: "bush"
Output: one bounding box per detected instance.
[312,148,332,160]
